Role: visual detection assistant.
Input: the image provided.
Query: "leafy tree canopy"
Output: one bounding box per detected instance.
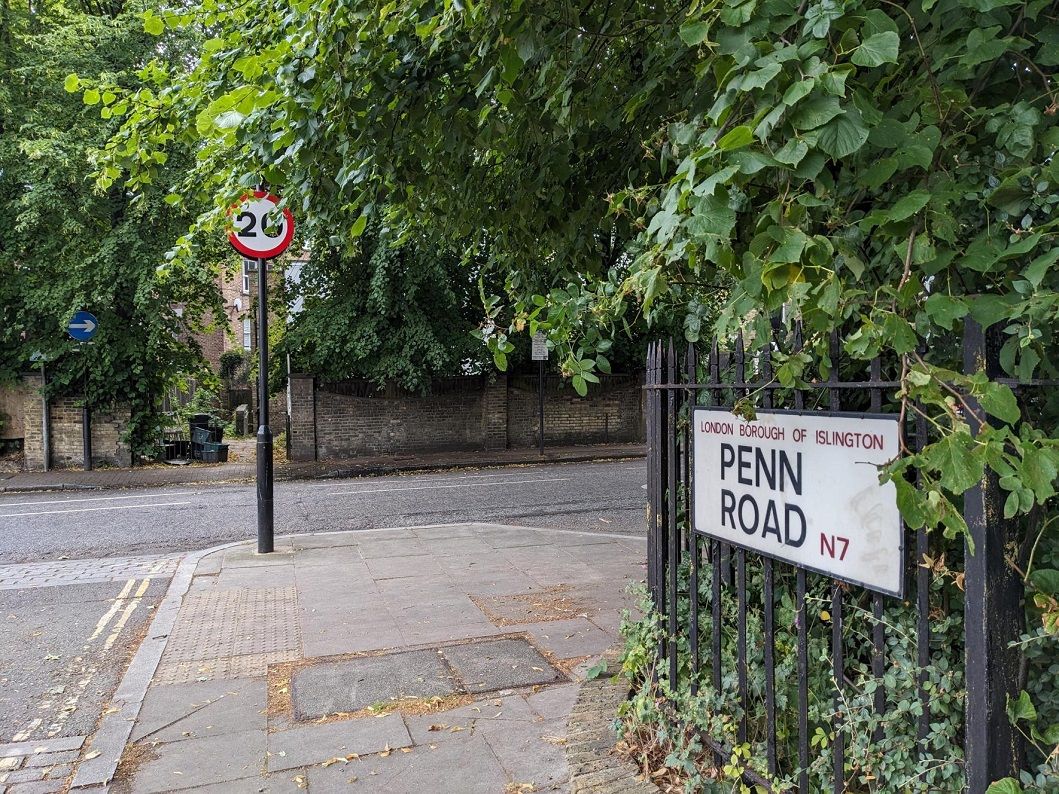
[0,0,225,454]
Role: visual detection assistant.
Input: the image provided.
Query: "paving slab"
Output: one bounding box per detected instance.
[131,678,267,743]
[309,732,510,793]
[291,651,458,719]
[442,638,563,693]
[266,713,412,772]
[131,729,266,793]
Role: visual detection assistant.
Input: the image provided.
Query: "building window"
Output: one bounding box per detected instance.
[241,261,251,294]
[242,317,252,350]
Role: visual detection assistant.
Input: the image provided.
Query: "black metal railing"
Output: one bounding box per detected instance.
[644,319,1036,792]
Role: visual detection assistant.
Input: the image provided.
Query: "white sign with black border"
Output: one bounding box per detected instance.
[692,407,903,597]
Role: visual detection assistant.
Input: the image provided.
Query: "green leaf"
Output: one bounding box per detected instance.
[852,32,900,67]
[679,20,711,46]
[888,190,931,222]
[1029,568,1059,595]
[350,214,368,238]
[740,63,781,92]
[968,294,1012,327]
[924,294,968,330]
[985,779,1023,794]
[1021,446,1058,501]
[585,659,608,680]
[774,139,808,166]
[143,10,164,35]
[82,89,100,106]
[717,125,753,151]
[1024,247,1059,288]
[572,374,588,396]
[961,27,1008,68]
[927,432,983,493]
[978,383,1020,425]
[771,227,810,263]
[789,95,843,131]
[1007,690,1037,723]
[63,74,80,93]
[816,110,869,158]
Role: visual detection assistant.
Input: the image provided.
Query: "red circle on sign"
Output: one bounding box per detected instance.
[227,190,296,260]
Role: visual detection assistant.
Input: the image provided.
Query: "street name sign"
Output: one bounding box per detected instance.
[692,407,903,596]
[67,311,98,342]
[531,332,549,361]
[227,190,295,260]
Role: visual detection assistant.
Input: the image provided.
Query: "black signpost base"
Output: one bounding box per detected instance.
[256,424,274,554]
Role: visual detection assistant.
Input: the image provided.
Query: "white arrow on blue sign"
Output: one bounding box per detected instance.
[67,310,98,342]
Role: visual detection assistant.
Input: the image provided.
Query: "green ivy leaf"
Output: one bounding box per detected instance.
[851,32,899,67]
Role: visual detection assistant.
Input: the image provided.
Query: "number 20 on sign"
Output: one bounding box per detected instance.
[227,190,296,260]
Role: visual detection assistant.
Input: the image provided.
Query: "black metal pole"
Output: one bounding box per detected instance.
[538,358,545,456]
[256,257,274,553]
[82,355,92,472]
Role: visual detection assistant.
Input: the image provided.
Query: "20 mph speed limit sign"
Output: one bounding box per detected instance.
[227,190,295,260]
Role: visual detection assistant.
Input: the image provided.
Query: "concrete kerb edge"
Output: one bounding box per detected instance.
[69,538,247,790]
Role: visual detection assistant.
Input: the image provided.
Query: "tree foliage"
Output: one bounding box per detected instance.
[0,0,223,455]
[284,225,488,391]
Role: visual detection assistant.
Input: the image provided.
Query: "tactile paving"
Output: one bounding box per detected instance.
[154,587,300,684]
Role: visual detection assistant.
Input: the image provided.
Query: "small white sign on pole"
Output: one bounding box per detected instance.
[531,332,549,361]
[692,407,903,596]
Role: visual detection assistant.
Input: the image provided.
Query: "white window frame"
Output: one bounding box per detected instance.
[242,317,252,350]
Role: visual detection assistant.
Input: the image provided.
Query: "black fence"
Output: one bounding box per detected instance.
[644,320,1036,792]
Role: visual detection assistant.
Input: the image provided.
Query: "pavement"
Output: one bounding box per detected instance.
[0,459,648,563]
[36,522,648,794]
[0,443,645,494]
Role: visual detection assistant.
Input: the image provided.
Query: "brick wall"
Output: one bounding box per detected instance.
[0,380,33,440]
[288,373,644,462]
[16,374,132,470]
[507,374,644,448]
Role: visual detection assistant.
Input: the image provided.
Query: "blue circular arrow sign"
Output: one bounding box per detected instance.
[67,310,98,342]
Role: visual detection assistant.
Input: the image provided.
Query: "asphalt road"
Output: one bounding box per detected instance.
[0,459,647,564]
